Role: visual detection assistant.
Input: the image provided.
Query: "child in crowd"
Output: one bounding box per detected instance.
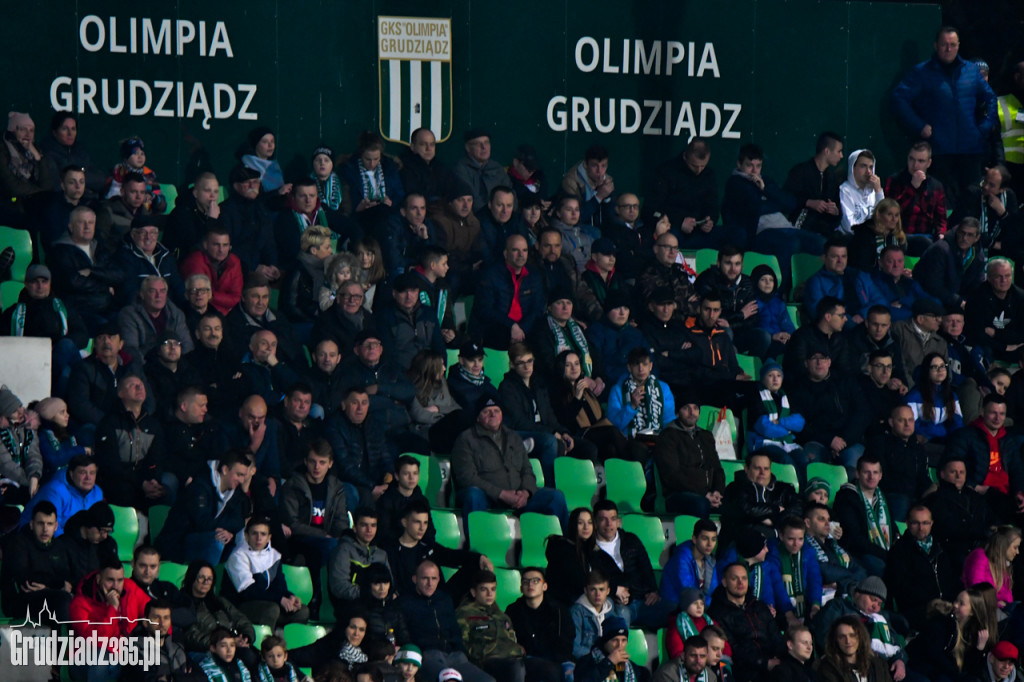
[665,587,731,660]
[319,252,358,312]
[199,627,253,682]
[312,145,343,212]
[747,360,807,485]
[570,569,627,659]
[259,635,312,682]
[750,264,795,358]
[33,396,89,478]
[394,645,422,681]
[803,478,832,507]
[107,136,165,212]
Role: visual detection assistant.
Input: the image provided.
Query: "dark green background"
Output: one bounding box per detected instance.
[0,0,939,198]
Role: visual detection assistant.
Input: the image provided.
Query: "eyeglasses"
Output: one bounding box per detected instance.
[618,203,640,210]
[657,245,680,252]
[930,363,949,370]
[514,358,535,366]
[196,575,214,583]
[187,287,211,295]
[870,363,893,370]
[161,340,181,347]
[361,341,382,348]
[521,577,542,586]
[343,293,364,300]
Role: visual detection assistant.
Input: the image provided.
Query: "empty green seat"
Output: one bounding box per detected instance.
[282,564,314,605]
[722,460,745,484]
[148,504,170,541]
[155,561,187,587]
[520,512,561,568]
[736,353,760,379]
[604,458,647,513]
[0,226,32,282]
[494,568,522,610]
[431,509,463,550]
[806,462,848,504]
[554,457,597,511]
[408,453,444,506]
[468,511,515,568]
[0,281,23,309]
[530,458,544,488]
[109,504,139,562]
[621,514,667,569]
[282,623,327,649]
[771,462,799,489]
[483,348,510,386]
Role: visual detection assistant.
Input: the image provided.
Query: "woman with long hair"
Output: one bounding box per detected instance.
[544,507,594,607]
[964,526,1021,610]
[907,589,992,681]
[406,349,462,453]
[905,352,963,446]
[848,197,908,271]
[353,237,389,311]
[815,615,892,682]
[338,131,405,234]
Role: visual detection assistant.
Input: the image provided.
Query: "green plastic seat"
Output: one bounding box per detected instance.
[895,520,907,536]
[494,568,522,610]
[695,248,718,274]
[806,462,848,504]
[621,514,667,569]
[736,353,760,379]
[318,565,335,623]
[787,304,802,329]
[156,561,188,588]
[282,623,327,649]
[109,504,139,562]
[673,515,700,546]
[0,281,23,309]
[148,504,170,541]
[520,512,561,568]
[468,511,515,568]
[409,453,444,506]
[904,255,920,270]
[771,463,799,490]
[253,624,273,649]
[483,348,510,386]
[431,509,463,550]
[554,457,597,511]
[790,253,823,300]
[722,460,745,484]
[446,348,460,373]
[282,565,314,605]
[604,458,647,513]
[159,184,177,215]
[742,252,783,283]
[530,458,544,488]
[627,628,649,666]
[0,226,32,282]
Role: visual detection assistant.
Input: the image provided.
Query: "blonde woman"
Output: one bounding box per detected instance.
[963,526,1021,609]
[281,224,333,323]
[848,197,907,271]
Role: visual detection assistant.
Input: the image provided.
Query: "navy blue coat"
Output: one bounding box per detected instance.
[470,263,545,349]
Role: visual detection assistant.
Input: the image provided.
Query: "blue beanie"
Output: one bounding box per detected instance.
[760,360,783,380]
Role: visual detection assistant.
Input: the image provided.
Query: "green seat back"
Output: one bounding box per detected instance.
[771,462,799,490]
[0,226,32,282]
[806,462,848,504]
[109,504,139,562]
[431,509,463,550]
[698,405,737,442]
[722,460,746,483]
[0,280,23,309]
[520,512,561,568]
[281,564,314,605]
[282,624,327,649]
[790,253,823,300]
[159,184,177,215]
[742,252,783,283]
[673,515,700,546]
[494,568,522,610]
[253,624,273,649]
[695,248,718,274]
[483,348,510,386]
[627,628,649,666]
[530,458,544,488]
[620,514,667,569]
[156,561,187,588]
[554,458,597,511]
[787,304,801,329]
[148,504,171,542]
[604,458,647,513]
[468,511,515,568]
[736,353,760,379]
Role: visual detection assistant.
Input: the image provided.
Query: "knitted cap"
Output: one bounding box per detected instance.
[760,360,783,380]
[855,576,887,601]
[678,587,704,610]
[0,385,22,418]
[34,397,67,422]
[599,616,629,647]
[120,136,144,159]
[394,644,422,666]
[7,112,32,132]
[438,668,463,681]
[311,144,334,162]
[247,126,274,151]
[736,527,767,559]
[803,477,831,497]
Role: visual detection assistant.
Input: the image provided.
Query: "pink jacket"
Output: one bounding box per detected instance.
[963,547,1013,606]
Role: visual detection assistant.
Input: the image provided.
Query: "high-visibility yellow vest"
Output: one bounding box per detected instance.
[998,94,1024,165]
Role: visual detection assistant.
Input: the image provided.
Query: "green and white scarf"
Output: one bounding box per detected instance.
[857,485,893,550]
[675,612,714,641]
[781,552,806,617]
[590,646,637,682]
[458,365,487,387]
[258,662,300,682]
[10,299,68,337]
[758,388,794,443]
[808,535,850,569]
[419,287,448,328]
[199,654,253,682]
[0,427,33,465]
[314,172,343,211]
[358,159,387,201]
[747,562,764,601]
[622,374,663,437]
[338,641,367,666]
[675,665,711,682]
[547,314,593,376]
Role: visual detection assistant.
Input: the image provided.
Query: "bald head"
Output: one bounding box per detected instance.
[249,330,278,364]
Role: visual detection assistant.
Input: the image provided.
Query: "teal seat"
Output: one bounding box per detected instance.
[109,504,139,562]
[0,281,23,309]
[431,509,463,550]
[895,520,907,536]
[468,511,515,568]
[148,504,170,542]
[771,463,799,489]
[253,624,273,649]
[520,512,561,568]
[494,568,522,610]
[627,628,649,666]
[281,565,314,605]
[621,514,667,569]
[483,348,510,386]
[722,460,745,483]
[409,453,444,507]
[157,561,188,588]
[806,462,848,504]
[673,515,700,546]
[790,253,823,300]
[0,226,31,282]
[742,252,783,283]
[695,248,718,274]
[554,457,598,511]
[604,458,647,513]
[282,623,327,649]
[904,255,920,270]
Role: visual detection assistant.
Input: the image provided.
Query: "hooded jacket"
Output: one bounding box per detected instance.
[0,523,73,612]
[224,538,291,603]
[69,569,150,648]
[839,149,885,233]
[327,530,390,602]
[569,592,615,659]
[653,419,724,498]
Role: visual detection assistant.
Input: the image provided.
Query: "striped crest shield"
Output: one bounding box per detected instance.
[378,16,453,145]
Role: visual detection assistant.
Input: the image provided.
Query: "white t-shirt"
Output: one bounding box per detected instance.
[596,533,623,571]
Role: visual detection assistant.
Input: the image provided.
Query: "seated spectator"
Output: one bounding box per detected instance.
[847,197,907,272]
[867,405,931,521]
[471,234,545,350]
[144,330,203,420]
[924,455,993,569]
[950,165,1021,254]
[38,112,105,198]
[576,238,628,323]
[127,545,180,601]
[854,355,900,443]
[325,387,397,509]
[219,395,283,487]
[892,297,948,388]
[224,516,310,627]
[319,252,358,313]
[408,246,457,344]
[870,245,937,322]
[839,149,885,235]
[289,611,371,672]
[946,394,1024,521]
[19,454,101,533]
[339,132,404,235]
[118,275,193,359]
[57,503,119,586]
[327,507,389,609]
[718,528,796,625]
[384,192,444,275]
[352,562,410,650]
[0,111,55,210]
[707,562,784,682]
[607,346,676,440]
[280,224,333,325]
[477,185,528,268]
[114,215,185,308]
[237,330,301,406]
[377,271,445,371]
[721,143,823,294]
[308,339,347,416]
[585,291,647,385]
[273,382,325,473]
[68,556,150,682]
[655,634,713,682]
[179,226,244,316]
[224,273,301,366]
[197,626,252,682]
[814,615,893,682]
[783,131,844,237]
[574,615,650,682]
[884,505,959,631]
[783,297,854,380]
[255,636,305,682]
[639,285,696,384]
[451,395,568,529]
[530,288,605,388]
[905,587,994,682]
[963,526,1020,610]
[49,205,123,332]
[721,452,802,545]
[455,569,528,682]
[155,449,252,565]
[570,569,624,660]
[747,361,808,484]
[122,597,194,682]
[941,307,991,423]
[505,567,574,681]
[638,232,697,316]
[311,280,378,352]
[833,455,896,576]
[96,172,155,256]
[768,516,823,622]
[905,352,963,452]
[966,257,1024,364]
[769,625,816,682]
[545,507,593,608]
[915,217,986,310]
[106,136,164,212]
[1,499,74,621]
[653,392,726,517]
[447,341,499,412]
[164,171,224,258]
[561,144,616,230]
[884,141,948,254]
[375,454,433,545]
[750,264,795,359]
[429,182,482,297]
[452,129,510,214]
[242,126,289,195]
[661,518,720,609]
[405,350,462,454]
[533,225,579,298]
[695,247,768,358]
[788,349,868,471]
[34,396,89,479]
[974,641,1020,682]
[0,386,41,504]
[683,292,755,410]
[509,145,548,211]
[170,560,257,663]
[803,503,867,600]
[847,305,909,385]
[218,165,281,280]
[803,237,885,329]
[399,127,453,205]
[95,374,174,509]
[184,316,238,419]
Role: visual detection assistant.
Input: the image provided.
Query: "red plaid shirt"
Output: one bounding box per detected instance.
[884,171,947,237]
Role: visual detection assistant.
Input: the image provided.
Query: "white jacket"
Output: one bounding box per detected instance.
[839,149,885,234]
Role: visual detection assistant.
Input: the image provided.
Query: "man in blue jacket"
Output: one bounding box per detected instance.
[892,26,997,208]
[19,454,102,534]
[804,237,886,329]
[661,518,720,607]
[767,516,823,623]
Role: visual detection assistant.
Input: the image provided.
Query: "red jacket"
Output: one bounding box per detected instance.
[69,570,151,650]
[180,250,244,315]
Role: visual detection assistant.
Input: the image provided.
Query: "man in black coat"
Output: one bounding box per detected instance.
[223,273,300,365]
[1,499,74,621]
[846,305,909,384]
[48,205,123,332]
[720,452,801,547]
[399,128,454,205]
[924,455,993,569]
[965,257,1024,364]
[857,349,907,438]
[884,505,958,631]
[55,503,119,586]
[325,386,398,510]
[832,454,897,577]
[694,246,767,357]
[707,562,783,682]
[505,567,575,679]
[867,405,932,521]
[782,132,844,237]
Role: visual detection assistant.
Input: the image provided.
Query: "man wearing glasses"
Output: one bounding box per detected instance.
[114,214,186,308]
[504,568,575,682]
[180,225,244,315]
[638,232,697,316]
[892,297,949,389]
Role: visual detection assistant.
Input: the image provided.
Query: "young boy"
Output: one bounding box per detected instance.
[570,569,625,660]
[747,360,807,485]
[394,644,422,682]
[455,570,526,682]
[375,454,435,545]
[224,517,310,628]
[411,246,456,344]
[258,635,310,682]
[200,627,253,682]
[607,346,676,439]
[768,516,823,622]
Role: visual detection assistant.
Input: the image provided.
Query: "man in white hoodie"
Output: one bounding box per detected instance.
[224,517,310,627]
[840,149,885,234]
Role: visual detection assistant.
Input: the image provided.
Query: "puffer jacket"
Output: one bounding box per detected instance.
[324,410,396,491]
[695,266,758,329]
[95,405,165,507]
[653,419,724,498]
[327,530,390,602]
[69,569,150,649]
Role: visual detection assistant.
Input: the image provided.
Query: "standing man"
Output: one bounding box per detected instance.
[892,26,997,209]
